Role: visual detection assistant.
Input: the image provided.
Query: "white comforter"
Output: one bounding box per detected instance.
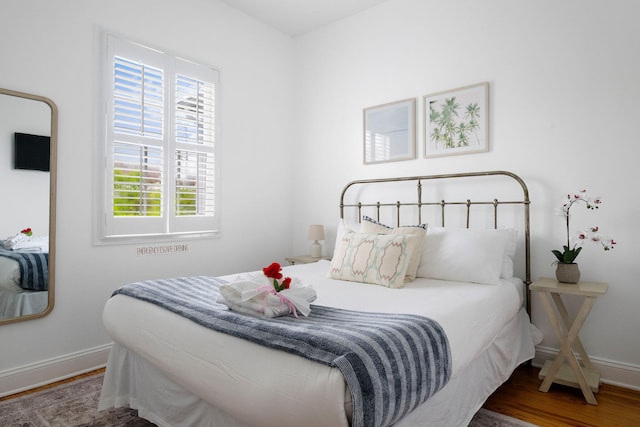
[280,261,522,376]
[100,260,526,427]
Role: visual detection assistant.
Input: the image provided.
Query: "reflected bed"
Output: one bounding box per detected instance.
[0,246,48,318]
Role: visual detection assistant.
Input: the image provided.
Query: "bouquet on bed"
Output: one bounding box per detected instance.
[217,262,317,318]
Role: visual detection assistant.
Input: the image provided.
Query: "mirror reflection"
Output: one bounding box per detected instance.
[0,88,56,324]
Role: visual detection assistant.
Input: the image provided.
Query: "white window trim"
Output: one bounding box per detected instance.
[95,32,221,245]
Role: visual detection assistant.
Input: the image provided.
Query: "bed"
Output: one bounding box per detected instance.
[98,171,540,427]
[0,241,49,319]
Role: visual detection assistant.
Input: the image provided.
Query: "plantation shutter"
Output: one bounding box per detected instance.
[172,60,219,233]
[102,34,219,239]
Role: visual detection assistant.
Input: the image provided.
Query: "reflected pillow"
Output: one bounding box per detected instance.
[329,232,421,288]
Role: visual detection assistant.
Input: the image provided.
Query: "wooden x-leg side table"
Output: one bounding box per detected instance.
[530,277,608,405]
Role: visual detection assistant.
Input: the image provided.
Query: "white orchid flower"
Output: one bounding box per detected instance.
[553,189,615,264]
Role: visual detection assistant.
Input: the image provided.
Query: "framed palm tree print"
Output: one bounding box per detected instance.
[423,82,488,158]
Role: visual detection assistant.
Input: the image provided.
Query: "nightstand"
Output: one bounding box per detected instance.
[285,255,331,265]
[530,277,608,405]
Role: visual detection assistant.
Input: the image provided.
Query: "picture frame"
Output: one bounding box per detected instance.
[363,98,416,164]
[423,82,489,158]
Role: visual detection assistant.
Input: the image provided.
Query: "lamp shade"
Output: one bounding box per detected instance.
[307,224,325,241]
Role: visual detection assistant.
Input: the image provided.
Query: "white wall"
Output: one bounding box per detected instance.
[291,0,640,388]
[0,0,295,392]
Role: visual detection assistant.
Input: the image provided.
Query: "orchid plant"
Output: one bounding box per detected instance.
[552,190,616,264]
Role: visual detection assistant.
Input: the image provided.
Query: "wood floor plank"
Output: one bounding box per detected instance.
[483,364,640,427]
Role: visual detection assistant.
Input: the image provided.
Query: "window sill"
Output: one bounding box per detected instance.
[93,230,220,246]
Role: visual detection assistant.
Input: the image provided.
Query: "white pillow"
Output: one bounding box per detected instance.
[500,228,518,279]
[359,216,427,282]
[415,227,513,285]
[329,231,421,288]
[333,218,357,256]
[501,256,515,280]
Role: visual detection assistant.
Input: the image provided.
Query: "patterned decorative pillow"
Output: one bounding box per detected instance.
[329,231,421,288]
[360,216,427,282]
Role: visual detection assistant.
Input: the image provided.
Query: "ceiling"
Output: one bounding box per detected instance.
[220,0,389,37]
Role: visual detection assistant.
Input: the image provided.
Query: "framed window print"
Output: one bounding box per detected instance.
[363,98,416,164]
[423,82,488,158]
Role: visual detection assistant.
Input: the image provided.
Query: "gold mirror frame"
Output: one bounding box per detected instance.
[0,88,57,325]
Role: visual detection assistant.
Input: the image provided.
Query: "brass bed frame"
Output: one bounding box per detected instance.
[339,170,531,313]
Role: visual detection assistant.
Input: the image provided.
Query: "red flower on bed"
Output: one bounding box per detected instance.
[262,262,291,292]
[263,262,283,280]
[21,228,32,236]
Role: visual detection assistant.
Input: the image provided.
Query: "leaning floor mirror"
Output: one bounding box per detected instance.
[0,88,57,325]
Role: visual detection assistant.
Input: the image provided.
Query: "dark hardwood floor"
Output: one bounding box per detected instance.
[483,364,640,427]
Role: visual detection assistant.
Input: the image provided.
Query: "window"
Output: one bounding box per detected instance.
[99,34,219,241]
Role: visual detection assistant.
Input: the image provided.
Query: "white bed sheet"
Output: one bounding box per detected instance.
[102,309,533,427]
[100,261,532,427]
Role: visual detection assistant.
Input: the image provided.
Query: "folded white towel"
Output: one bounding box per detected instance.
[2,235,48,253]
[3,233,29,249]
[217,273,317,318]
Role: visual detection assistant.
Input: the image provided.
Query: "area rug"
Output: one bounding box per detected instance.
[0,373,539,426]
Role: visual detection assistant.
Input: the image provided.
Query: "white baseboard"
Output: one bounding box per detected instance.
[0,343,112,398]
[534,346,640,391]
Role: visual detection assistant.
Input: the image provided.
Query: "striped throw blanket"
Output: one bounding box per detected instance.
[112,276,452,427]
[0,248,48,291]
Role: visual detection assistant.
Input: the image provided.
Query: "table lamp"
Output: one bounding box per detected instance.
[308,224,325,258]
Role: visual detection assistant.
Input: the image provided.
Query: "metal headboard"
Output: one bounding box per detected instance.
[339,170,531,314]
